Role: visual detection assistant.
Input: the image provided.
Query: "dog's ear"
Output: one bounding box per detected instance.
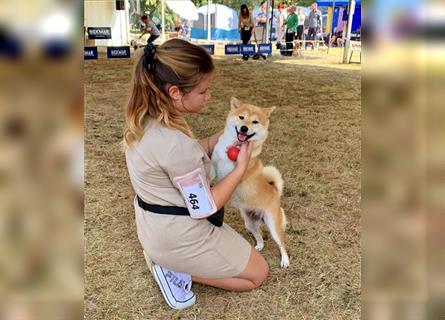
[264,106,276,116]
[230,97,241,109]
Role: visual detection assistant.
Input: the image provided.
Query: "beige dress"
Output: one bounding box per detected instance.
[125,120,251,278]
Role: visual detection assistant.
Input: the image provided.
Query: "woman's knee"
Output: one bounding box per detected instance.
[254,253,269,288]
[246,249,269,288]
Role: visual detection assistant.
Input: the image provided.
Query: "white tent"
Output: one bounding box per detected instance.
[197,4,237,31]
[165,0,198,21]
[191,4,239,40]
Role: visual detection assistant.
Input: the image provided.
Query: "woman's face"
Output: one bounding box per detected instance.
[176,73,213,114]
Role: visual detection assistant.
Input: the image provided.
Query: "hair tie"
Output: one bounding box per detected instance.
[143,43,157,70]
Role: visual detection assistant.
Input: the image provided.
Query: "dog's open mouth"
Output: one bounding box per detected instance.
[236,127,256,142]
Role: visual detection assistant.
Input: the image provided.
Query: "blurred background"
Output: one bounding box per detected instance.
[0,0,83,319]
[0,0,444,319]
[362,0,445,319]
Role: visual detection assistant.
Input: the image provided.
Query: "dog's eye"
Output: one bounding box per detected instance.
[239,116,244,120]
[252,120,259,124]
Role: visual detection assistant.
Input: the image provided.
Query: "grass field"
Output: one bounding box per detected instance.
[85,48,361,319]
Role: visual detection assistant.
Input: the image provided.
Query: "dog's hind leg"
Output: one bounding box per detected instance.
[263,208,290,268]
[240,209,264,251]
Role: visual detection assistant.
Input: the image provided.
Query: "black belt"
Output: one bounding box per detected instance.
[136,195,224,227]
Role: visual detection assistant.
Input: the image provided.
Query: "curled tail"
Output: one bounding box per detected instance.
[263,166,284,197]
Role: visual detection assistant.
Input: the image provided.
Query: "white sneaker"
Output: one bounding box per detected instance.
[151,264,196,310]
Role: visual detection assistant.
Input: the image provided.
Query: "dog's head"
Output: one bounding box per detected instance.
[225,97,276,144]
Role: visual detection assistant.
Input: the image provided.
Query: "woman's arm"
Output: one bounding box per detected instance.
[198,130,223,157]
[210,142,253,210]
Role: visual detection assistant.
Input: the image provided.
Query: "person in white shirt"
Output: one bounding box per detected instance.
[276,2,288,48]
[296,7,305,40]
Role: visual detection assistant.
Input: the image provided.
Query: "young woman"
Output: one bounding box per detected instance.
[124,39,269,310]
[238,4,254,61]
[296,7,306,40]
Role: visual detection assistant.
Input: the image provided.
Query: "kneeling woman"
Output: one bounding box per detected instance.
[123,39,269,310]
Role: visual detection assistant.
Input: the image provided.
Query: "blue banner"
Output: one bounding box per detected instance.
[257,43,272,54]
[87,27,112,39]
[84,46,98,60]
[200,45,215,55]
[224,44,240,55]
[240,44,256,55]
[107,46,130,59]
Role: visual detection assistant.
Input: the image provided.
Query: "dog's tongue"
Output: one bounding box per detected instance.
[238,133,248,142]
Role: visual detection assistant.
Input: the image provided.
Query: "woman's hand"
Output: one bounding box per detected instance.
[235,141,253,172]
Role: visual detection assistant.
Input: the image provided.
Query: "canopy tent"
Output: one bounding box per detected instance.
[165,0,198,21]
[190,4,239,40]
[317,0,361,63]
[317,0,361,33]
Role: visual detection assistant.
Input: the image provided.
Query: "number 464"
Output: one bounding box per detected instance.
[189,193,200,209]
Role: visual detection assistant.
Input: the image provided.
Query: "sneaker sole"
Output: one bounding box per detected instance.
[152,266,196,310]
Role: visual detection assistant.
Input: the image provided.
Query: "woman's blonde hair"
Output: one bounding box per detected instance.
[123,39,214,147]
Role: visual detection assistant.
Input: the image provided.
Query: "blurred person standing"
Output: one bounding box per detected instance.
[180,18,191,41]
[276,2,288,48]
[238,4,254,61]
[307,2,322,40]
[254,3,268,59]
[284,6,298,56]
[255,3,268,28]
[296,7,306,40]
[139,15,161,44]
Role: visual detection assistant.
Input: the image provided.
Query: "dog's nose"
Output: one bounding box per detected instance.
[240,126,248,133]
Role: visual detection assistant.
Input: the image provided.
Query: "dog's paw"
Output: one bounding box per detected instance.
[255,243,264,251]
[280,255,290,268]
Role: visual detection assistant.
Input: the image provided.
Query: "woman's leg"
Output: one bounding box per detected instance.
[297,25,303,40]
[146,34,159,44]
[192,247,269,292]
[241,30,250,60]
[285,32,294,56]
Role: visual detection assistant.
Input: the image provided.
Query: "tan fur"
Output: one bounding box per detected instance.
[224,98,290,268]
[292,41,302,57]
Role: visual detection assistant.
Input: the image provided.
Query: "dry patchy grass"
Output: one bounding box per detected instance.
[85,50,361,319]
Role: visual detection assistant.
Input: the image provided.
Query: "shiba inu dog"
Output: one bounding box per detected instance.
[211,97,289,268]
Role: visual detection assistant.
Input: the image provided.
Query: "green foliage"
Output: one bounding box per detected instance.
[140,0,176,30]
[280,0,314,6]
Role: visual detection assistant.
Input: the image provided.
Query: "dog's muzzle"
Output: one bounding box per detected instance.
[236,126,256,142]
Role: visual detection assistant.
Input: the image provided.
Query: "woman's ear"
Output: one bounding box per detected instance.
[167,85,182,101]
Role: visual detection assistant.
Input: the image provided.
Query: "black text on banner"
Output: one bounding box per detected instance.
[87,27,112,39]
[107,46,130,58]
[84,46,98,60]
